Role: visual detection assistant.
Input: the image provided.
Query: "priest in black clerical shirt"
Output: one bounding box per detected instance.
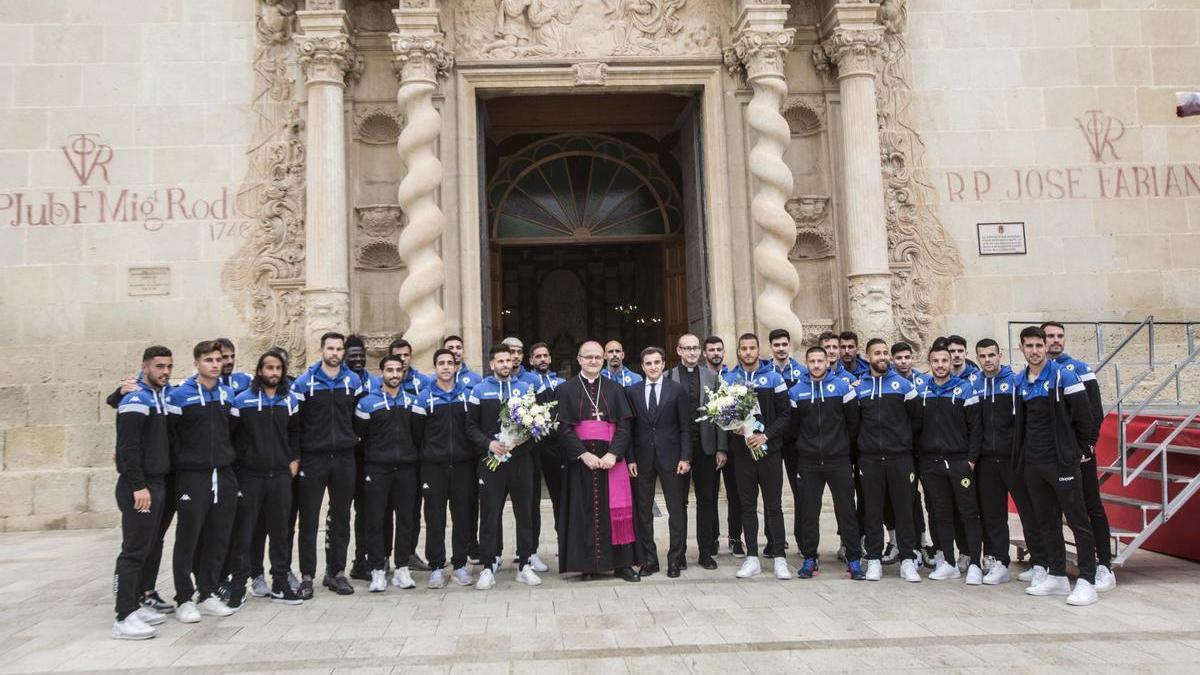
[555,340,642,582]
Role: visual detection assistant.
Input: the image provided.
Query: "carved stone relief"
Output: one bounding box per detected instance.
[455,0,721,60]
[352,105,405,145]
[786,196,833,260]
[351,0,398,32]
[875,0,961,353]
[354,205,405,271]
[782,94,824,136]
[224,0,309,362]
[572,61,608,86]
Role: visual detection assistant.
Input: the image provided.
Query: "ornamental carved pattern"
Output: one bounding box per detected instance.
[295,33,360,83]
[354,205,405,271]
[723,27,794,80]
[391,33,454,83]
[224,0,308,362]
[876,0,961,353]
[812,25,884,79]
[352,105,405,145]
[786,196,833,260]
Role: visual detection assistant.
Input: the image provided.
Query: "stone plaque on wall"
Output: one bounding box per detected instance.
[128,267,171,296]
[976,222,1027,256]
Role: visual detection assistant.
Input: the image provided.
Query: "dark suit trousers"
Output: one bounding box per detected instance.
[636,461,688,567]
[690,450,719,558]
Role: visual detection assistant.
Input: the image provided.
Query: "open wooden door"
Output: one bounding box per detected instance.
[664,237,687,363]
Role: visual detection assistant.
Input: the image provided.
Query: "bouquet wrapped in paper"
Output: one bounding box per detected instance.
[696,380,768,460]
[486,390,559,470]
[1178,91,1200,118]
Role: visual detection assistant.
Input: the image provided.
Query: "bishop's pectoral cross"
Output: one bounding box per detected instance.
[592,406,604,421]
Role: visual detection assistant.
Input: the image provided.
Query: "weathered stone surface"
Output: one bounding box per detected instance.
[66,423,115,468]
[32,470,89,514]
[0,386,29,429]
[26,385,98,427]
[0,471,34,517]
[86,468,118,513]
[2,426,65,469]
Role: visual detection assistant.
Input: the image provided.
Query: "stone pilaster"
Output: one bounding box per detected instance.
[816,4,895,341]
[724,3,803,342]
[391,7,453,369]
[295,9,356,360]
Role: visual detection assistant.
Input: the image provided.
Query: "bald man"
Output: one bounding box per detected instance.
[601,341,643,388]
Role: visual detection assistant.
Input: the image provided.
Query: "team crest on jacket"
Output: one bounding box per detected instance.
[909,472,915,482]
[1043,382,1050,391]
[891,381,900,390]
[1000,383,1009,392]
[826,383,835,392]
[759,377,768,385]
[1066,364,1075,371]
[960,477,971,488]
[953,387,962,395]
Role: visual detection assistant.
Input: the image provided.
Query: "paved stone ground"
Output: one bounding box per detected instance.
[1,497,1199,674]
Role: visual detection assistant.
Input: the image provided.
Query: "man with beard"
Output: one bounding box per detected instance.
[839,331,870,380]
[216,338,252,394]
[292,332,363,597]
[704,335,743,557]
[343,334,374,582]
[526,342,564,573]
[667,333,727,569]
[387,338,431,571]
[763,329,803,554]
[602,340,643,387]
[443,335,482,390]
[891,341,937,567]
[557,341,641,582]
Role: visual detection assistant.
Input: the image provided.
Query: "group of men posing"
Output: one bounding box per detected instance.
[108,323,1113,641]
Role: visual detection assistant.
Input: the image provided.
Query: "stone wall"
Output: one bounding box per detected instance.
[907,0,1200,347]
[0,1,255,531]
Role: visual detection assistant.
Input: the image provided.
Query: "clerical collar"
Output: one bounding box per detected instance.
[581,373,600,384]
[684,365,696,373]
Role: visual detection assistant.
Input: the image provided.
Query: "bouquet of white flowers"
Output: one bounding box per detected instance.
[487,390,559,470]
[696,380,768,460]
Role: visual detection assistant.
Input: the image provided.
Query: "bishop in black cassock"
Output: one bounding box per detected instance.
[555,341,642,581]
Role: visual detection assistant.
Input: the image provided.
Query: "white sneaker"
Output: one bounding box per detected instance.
[736,556,762,579]
[517,564,543,586]
[773,557,792,580]
[865,559,882,581]
[112,617,156,640]
[1020,564,1048,586]
[528,553,550,573]
[965,564,983,585]
[928,561,961,581]
[453,567,474,586]
[1026,574,1071,596]
[250,574,270,598]
[983,561,1010,585]
[1067,578,1098,606]
[1094,565,1116,592]
[933,550,946,568]
[134,606,166,626]
[197,596,234,617]
[981,554,996,572]
[476,568,495,590]
[899,559,922,582]
[1017,565,1037,582]
[176,601,201,623]
[368,569,387,593]
[956,554,971,573]
[391,566,416,589]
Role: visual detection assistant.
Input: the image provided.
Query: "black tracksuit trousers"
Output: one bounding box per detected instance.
[297,451,355,577]
[860,455,917,561]
[1024,461,1096,583]
[141,472,175,594]
[113,476,165,620]
[722,449,743,544]
[364,464,418,570]
[733,446,784,558]
[919,457,982,567]
[230,471,293,593]
[422,460,476,570]
[976,457,1042,567]
[796,461,861,562]
[478,451,535,568]
[531,443,563,553]
[691,451,720,559]
[1080,457,1113,568]
[172,468,238,604]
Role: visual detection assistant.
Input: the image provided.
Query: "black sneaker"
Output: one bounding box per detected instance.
[730,540,746,558]
[349,559,371,582]
[406,553,431,572]
[226,589,245,612]
[298,575,314,600]
[142,591,174,614]
[217,581,232,602]
[881,542,900,565]
[323,572,355,595]
[270,580,304,606]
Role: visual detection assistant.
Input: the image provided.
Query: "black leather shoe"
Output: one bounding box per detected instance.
[578,573,594,582]
[731,540,746,558]
[323,573,355,595]
[639,563,659,577]
[678,561,688,570]
[667,565,681,578]
[349,560,371,581]
[699,556,718,570]
[616,567,641,582]
[407,554,431,572]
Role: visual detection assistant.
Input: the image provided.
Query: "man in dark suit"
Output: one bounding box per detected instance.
[666,333,727,569]
[628,346,694,578]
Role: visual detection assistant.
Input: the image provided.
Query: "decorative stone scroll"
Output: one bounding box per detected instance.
[781,94,825,136]
[786,196,833,260]
[354,205,405,271]
[572,61,608,86]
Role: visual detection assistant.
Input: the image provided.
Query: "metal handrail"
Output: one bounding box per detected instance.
[1122,345,1200,422]
[1095,315,1154,373]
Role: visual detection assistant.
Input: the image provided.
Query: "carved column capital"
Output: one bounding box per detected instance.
[818,26,884,79]
[390,33,453,84]
[725,27,795,81]
[294,12,358,86]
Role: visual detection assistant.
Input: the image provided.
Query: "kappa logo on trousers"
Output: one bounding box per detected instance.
[180,494,191,501]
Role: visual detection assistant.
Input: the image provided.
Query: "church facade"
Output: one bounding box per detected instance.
[1,0,1198,529]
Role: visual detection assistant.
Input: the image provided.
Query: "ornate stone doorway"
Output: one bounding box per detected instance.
[480,94,704,365]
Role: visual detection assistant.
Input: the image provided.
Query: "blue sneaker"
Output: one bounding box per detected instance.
[798,557,818,579]
[847,559,865,580]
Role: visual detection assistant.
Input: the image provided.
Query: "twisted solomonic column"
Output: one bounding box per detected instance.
[391,31,453,367]
[726,25,804,342]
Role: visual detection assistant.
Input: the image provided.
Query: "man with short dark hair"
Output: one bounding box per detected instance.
[667,333,727,569]
[226,351,304,608]
[1015,326,1099,606]
[946,335,980,383]
[705,335,744,557]
[354,355,421,593]
[839,331,870,379]
[215,338,252,393]
[292,332,363,598]
[443,335,481,390]
[723,333,791,580]
[166,341,239,622]
[111,346,174,640]
[387,337,431,572]
[527,341,564,572]
[501,336,543,388]
[819,331,855,386]
[789,345,865,581]
[413,349,477,588]
[343,334,374,582]
[891,340,936,565]
[628,346,693,578]
[1041,320,1114,592]
[764,328,803,553]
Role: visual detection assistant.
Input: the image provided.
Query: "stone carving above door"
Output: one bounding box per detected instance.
[352,105,405,145]
[354,205,405,271]
[455,0,721,60]
[786,196,833,260]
